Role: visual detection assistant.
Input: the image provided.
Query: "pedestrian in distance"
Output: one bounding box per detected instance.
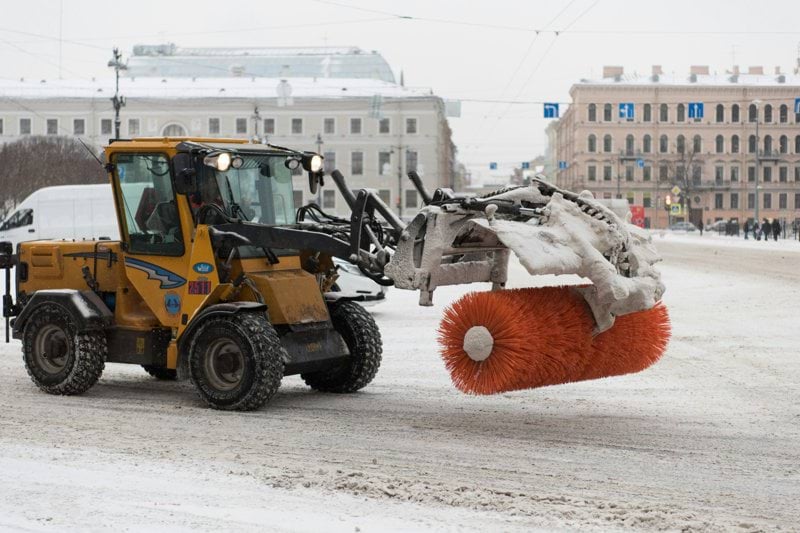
[762,218,771,242]
[744,220,750,240]
[698,220,704,236]
[772,218,781,241]
[754,221,761,241]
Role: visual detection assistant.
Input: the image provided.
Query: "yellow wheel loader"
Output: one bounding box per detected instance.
[0,137,665,410]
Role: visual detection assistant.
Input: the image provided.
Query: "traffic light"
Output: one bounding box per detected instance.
[664,194,671,211]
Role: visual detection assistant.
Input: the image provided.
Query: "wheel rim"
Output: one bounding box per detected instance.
[34,324,70,375]
[204,337,245,392]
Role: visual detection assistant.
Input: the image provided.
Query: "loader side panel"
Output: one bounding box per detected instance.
[18,240,123,295]
[241,261,330,325]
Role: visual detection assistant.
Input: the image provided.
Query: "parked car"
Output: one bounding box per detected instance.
[668,221,697,232]
[706,220,728,233]
[332,258,389,306]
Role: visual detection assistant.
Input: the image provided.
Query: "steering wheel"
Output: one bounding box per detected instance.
[195,203,231,225]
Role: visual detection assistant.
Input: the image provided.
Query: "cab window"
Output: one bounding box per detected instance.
[0,208,33,231]
[114,153,184,255]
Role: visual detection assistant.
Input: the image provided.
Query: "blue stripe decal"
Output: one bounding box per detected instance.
[124,257,186,289]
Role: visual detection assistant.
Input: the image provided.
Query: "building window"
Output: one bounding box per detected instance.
[780,135,788,154]
[293,190,303,208]
[208,118,220,134]
[715,193,723,209]
[730,193,738,209]
[779,166,788,182]
[587,104,596,122]
[691,164,701,182]
[626,192,634,205]
[763,166,772,182]
[349,118,362,135]
[677,103,686,122]
[603,134,612,152]
[625,134,634,155]
[378,118,390,134]
[378,189,390,205]
[46,119,58,135]
[405,117,417,134]
[747,166,755,182]
[351,151,364,175]
[748,135,756,153]
[731,135,740,153]
[676,135,686,154]
[643,134,652,153]
[378,151,391,175]
[796,135,800,153]
[100,119,112,135]
[731,166,739,182]
[780,104,788,123]
[748,103,758,122]
[747,193,755,209]
[405,150,418,173]
[692,135,702,153]
[323,151,336,174]
[603,165,612,181]
[659,103,668,122]
[715,135,724,153]
[796,166,800,182]
[797,193,800,208]
[715,165,724,183]
[643,165,652,181]
[764,104,773,123]
[715,104,724,123]
[763,193,772,209]
[128,118,140,136]
[291,118,302,135]
[659,163,668,181]
[162,123,186,136]
[323,118,335,135]
[625,165,634,181]
[587,134,596,153]
[779,193,787,209]
[659,134,668,153]
[643,192,652,207]
[322,190,336,209]
[235,118,248,134]
[73,118,85,136]
[264,118,275,135]
[643,104,652,122]
[0,118,3,135]
[603,103,612,122]
[587,165,597,181]
[405,189,418,209]
[764,135,773,153]
[731,104,740,123]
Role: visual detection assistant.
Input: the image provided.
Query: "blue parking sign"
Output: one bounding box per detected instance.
[521,162,530,170]
[558,161,568,170]
[636,159,644,168]
[795,98,800,114]
[489,162,497,170]
[544,103,559,118]
[688,102,704,119]
[619,103,634,120]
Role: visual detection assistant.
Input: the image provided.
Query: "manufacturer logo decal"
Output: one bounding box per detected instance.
[125,257,186,289]
[193,262,214,274]
[188,276,212,295]
[164,292,181,315]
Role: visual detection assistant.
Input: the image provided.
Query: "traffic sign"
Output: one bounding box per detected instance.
[619,103,634,120]
[795,98,800,114]
[636,159,644,168]
[544,103,559,118]
[671,185,681,195]
[558,161,568,170]
[688,102,704,119]
[521,161,530,170]
[670,204,682,215]
[489,162,498,170]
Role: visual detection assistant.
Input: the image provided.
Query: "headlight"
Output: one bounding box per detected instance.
[203,152,232,172]
[309,154,323,172]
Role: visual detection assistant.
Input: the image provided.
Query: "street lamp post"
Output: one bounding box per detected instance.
[315,133,324,206]
[107,48,127,140]
[752,99,762,224]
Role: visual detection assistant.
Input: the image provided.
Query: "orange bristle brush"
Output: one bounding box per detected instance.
[438,287,671,395]
[437,287,593,394]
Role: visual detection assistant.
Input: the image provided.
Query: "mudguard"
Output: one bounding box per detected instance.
[12,289,114,339]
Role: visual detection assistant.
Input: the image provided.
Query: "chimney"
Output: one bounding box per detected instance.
[774,66,781,75]
[748,65,764,75]
[690,65,709,75]
[602,65,624,79]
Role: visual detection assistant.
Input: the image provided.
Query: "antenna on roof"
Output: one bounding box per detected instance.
[77,137,104,168]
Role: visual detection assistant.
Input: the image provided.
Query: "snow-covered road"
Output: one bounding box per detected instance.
[0,237,798,532]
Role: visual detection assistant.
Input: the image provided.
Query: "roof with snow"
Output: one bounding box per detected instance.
[0,77,435,101]
[576,71,800,88]
[127,44,396,83]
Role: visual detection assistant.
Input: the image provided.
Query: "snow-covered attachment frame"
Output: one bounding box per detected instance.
[382,174,665,334]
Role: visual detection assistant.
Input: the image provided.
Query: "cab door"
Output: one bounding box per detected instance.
[112,152,192,327]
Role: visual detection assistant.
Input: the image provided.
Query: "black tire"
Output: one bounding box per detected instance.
[187,312,286,411]
[301,301,382,393]
[22,303,106,395]
[141,365,177,380]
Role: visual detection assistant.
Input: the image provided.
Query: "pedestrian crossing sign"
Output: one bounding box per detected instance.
[670,204,682,215]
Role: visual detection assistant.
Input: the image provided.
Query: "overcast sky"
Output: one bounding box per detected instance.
[1,0,799,182]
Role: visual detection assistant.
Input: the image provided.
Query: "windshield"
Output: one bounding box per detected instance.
[197,154,296,225]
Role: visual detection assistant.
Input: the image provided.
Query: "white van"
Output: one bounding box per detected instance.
[0,184,119,247]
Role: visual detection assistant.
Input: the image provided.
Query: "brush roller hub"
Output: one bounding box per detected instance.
[462,326,494,362]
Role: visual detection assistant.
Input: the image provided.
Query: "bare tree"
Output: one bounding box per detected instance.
[661,138,703,221]
[0,136,106,219]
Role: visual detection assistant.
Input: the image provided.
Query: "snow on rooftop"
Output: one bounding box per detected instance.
[0,77,435,100]
[577,72,800,87]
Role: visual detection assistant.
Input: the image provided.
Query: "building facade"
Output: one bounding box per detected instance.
[0,47,457,219]
[551,65,800,229]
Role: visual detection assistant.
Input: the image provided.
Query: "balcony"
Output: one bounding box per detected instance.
[757,150,782,161]
[618,149,643,161]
